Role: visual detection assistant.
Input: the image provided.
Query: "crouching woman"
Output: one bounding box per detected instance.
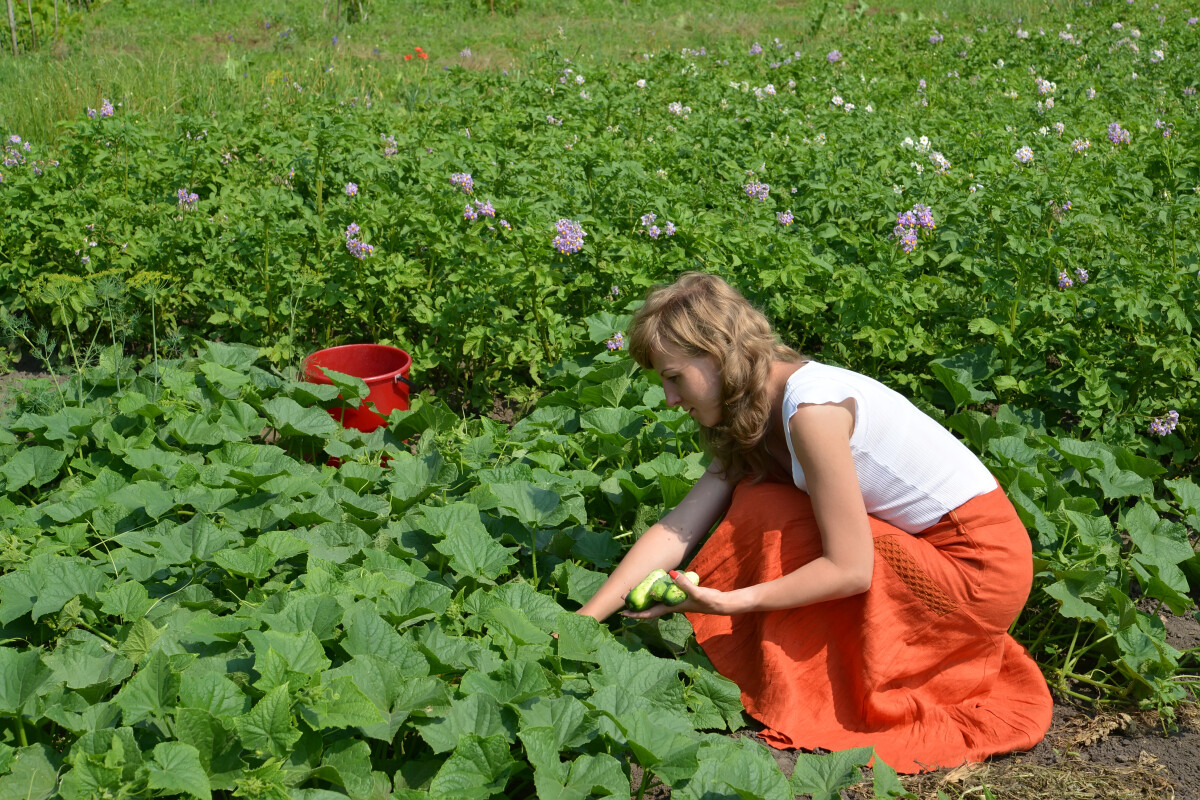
[577,272,1053,773]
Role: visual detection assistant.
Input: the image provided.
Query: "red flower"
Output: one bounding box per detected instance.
[404,54,412,61]
[414,46,424,52]
[418,52,428,59]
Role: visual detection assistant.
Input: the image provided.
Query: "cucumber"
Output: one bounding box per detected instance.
[626,568,669,611]
[663,572,700,606]
[648,574,672,603]
[627,569,701,610]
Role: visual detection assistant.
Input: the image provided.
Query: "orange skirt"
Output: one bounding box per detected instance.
[684,480,1053,774]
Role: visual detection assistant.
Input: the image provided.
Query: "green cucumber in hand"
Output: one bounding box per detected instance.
[626,569,700,610]
[626,569,669,611]
[663,571,699,606]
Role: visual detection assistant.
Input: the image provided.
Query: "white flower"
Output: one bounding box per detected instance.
[831,95,844,106]
[575,74,585,84]
[865,104,874,112]
[636,79,646,88]
[893,184,905,194]
[902,136,915,148]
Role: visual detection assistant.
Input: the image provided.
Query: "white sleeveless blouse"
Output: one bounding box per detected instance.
[781,362,998,533]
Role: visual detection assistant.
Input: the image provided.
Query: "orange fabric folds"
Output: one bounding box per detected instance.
[684,481,1053,773]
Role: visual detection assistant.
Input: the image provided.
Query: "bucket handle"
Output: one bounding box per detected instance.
[394,374,414,390]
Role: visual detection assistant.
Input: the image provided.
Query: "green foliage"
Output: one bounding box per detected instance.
[1,0,1199,794]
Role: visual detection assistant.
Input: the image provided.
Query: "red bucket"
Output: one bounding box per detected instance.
[302,344,412,432]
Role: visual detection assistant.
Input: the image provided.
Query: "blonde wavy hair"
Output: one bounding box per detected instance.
[628,272,802,483]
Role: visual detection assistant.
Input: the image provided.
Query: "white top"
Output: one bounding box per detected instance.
[782,362,997,533]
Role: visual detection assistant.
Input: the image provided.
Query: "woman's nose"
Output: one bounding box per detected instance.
[663,385,681,406]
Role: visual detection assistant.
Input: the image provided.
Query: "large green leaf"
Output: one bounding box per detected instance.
[263,396,340,437]
[0,745,60,800]
[675,735,792,800]
[234,683,302,758]
[0,446,67,491]
[299,675,386,731]
[0,648,52,715]
[112,650,180,725]
[433,520,518,581]
[416,693,516,754]
[488,480,566,527]
[148,742,212,800]
[788,747,873,800]
[43,631,134,691]
[427,734,517,800]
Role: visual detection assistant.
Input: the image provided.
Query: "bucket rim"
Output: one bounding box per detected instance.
[303,343,412,384]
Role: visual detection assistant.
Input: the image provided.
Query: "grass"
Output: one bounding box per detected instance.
[2,0,1061,142]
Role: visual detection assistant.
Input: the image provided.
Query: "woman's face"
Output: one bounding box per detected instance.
[650,345,723,427]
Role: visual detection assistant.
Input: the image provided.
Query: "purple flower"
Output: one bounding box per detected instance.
[1057,272,1073,290]
[777,209,794,226]
[743,181,770,200]
[459,47,472,57]
[1107,122,1132,145]
[640,212,657,227]
[1074,267,1088,284]
[893,203,935,252]
[929,33,944,44]
[1071,138,1091,153]
[498,219,511,230]
[1149,410,1179,436]
[647,225,661,239]
[664,221,676,236]
[345,225,375,259]
[464,199,496,218]
[176,188,199,210]
[450,172,474,193]
[749,42,763,55]
[345,182,358,197]
[1189,17,1198,25]
[610,285,620,297]
[606,331,625,351]
[1014,146,1034,164]
[86,107,97,119]
[99,99,114,118]
[553,218,586,255]
[826,49,842,63]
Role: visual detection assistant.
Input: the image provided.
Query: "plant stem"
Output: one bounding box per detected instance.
[14,714,27,747]
[635,767,652,800]
[529,526,538,586]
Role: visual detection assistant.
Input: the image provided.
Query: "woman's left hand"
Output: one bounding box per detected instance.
[619,570,734,619]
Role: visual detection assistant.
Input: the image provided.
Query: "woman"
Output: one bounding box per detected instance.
[577,272,1053,773]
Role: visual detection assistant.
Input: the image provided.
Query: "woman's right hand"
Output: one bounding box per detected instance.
[618,569,736,619]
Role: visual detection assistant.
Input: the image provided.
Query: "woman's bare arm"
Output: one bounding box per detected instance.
[631,403,875,618]
[575,464,735,621]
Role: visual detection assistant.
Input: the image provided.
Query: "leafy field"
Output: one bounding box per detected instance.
[2,0,1200,797]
